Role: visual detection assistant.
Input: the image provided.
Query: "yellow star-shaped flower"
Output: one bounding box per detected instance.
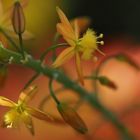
[0,86,64,135]
[52,7,104,85]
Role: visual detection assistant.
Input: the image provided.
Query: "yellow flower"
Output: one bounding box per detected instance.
[52,7,104,85]
[0,86,64,135]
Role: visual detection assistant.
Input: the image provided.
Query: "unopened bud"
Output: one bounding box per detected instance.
[57,103,88,134]
[12,1,25,34]
[98,76,117,90]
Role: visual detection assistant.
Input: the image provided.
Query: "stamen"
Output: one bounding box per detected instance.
[97,41,104,45]
[7,123,13,128]
[96,33,103,39]
[97,49,105,56]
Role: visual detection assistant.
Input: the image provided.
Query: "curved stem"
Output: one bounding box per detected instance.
[93,56,117,98]
[49,78,60,105]
[40,43,68,61]
[39,76,101,111]
[23,72,40,89]
[92,53,139,99]
[52,33,61,61]
[39,87,64,110]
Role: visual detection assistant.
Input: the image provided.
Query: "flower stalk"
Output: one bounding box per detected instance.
[0,44,134,140]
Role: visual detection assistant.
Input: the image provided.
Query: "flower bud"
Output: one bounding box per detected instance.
[12,1,25,34]
[98,76,117,90]
[57,103,88,134]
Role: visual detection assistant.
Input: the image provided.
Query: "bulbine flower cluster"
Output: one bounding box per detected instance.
[0,1,139,139]
[0,0,106,136]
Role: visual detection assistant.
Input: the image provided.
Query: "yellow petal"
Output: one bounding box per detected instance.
[26,107,65,125]
[73,19,79,39]
[56,7,75,36]
[52,47,75,68]
[18,85,38,104]
[57,23,75,46]
[21,111,34,135]
[75,52,84,85]
[0,96,16,107]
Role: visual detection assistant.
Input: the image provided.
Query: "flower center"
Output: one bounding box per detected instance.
[16,104,25,114]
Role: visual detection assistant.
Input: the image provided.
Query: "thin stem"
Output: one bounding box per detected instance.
[52,33,61,61]
[49,78,60,105]
[23,72,40,89]
[0,28,20,51]
[39,76,99,111]
[18,33,25,59]
[40,43,68,61]
[39,87,65,110]
[93,55,118,98]
[21,43,68,90]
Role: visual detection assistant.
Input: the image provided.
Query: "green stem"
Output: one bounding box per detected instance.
[22,43,68,90]
[49,78,60,105]
[52,33,60,61]
[93,55,118,98]
[39,87,64,110]
[40,43,68,61]
[39,76,99,110]
[18,33,25,59]
[0,46,134,140]
[0,28,20,51]
[23,72,40,89]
